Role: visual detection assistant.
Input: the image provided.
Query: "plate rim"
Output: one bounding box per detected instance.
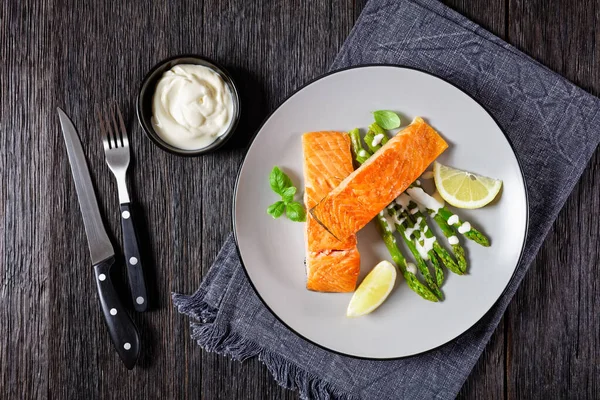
[232,64,529,360]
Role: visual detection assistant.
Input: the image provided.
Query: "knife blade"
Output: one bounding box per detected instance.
[58,107,140,369]
[58,108,114,264]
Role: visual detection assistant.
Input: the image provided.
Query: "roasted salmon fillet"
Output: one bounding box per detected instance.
[305,249,361,292]
[310,117,448,240]
[303,131,360,292]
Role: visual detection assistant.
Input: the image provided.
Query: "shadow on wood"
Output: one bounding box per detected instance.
[222,66,267,150]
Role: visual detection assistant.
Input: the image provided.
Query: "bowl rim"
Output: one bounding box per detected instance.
[136,54,241,157]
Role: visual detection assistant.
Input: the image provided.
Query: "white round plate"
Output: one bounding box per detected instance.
[234,66,527,359]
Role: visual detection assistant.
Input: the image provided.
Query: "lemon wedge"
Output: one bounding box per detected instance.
[433,161,502,209]
[347,261,397,317]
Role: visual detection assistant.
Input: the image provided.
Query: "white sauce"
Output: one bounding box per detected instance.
[420,170,434,180]
[458,221,471,234]
[448,236,459,245]
[379,211,395,233]
[448,214,460,226]
[410,207,419,215]
[392,213,405,226]
[395,193,412,210]
[415,233,436,260]
[404,217,423,242]
[385,215,396,234]
[416,180,421,186]
[415,243,429,260]
[358,149,368,158]
[406,262,417,274]
[152,64,234,150]
[394,215,406,225]
[423,236,436,253]
[406,187,444,213]
[371,134,385,147]
[404,225,417,240]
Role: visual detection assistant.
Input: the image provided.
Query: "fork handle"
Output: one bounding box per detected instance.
[120,203,148,312]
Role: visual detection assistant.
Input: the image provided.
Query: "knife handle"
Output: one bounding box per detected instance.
[94,257,140,370]
[120,203,148,312]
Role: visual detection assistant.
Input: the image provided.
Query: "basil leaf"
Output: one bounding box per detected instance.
[373,110,401,130]
[267,201,286,218]
[286,201,306,222]
[267,166,303,221]
[281,187,297,203]
[269,166,292,196]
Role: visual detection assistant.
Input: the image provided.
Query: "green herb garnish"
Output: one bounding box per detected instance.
[281,186,297,203]
[267,166,306,222]
[269,166,293,195]
[285,201,306,222]
[266,201,286,218]
[373,110,401,130]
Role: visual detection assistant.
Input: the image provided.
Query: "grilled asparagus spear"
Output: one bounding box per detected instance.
[397,197,462,276]
[364,122,388,153]
[431,213,468,273]
[386,207,442,299]
[375,212,439,302]
[436,208,490,247]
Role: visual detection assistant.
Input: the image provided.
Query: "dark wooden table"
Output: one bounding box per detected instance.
[2,0,599,398]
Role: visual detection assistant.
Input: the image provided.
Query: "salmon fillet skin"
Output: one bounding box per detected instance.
[310,117,448,240]
[303,131,360,292]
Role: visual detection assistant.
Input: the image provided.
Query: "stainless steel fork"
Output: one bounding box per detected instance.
[96,103,148,312]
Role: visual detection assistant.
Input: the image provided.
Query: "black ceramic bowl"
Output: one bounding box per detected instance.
[136,55,241,156]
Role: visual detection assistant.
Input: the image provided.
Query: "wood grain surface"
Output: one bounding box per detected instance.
[1,0,598,399]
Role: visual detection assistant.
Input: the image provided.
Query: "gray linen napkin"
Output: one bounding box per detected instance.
[173,0,600,398]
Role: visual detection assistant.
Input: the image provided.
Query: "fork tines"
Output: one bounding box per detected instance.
[96,103,130,150]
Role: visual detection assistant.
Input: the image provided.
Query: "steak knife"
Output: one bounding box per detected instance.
[58,107,140,369]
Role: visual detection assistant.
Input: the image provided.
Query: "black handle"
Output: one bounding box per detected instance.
[120,203,148,312]
[94,257,140,369]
